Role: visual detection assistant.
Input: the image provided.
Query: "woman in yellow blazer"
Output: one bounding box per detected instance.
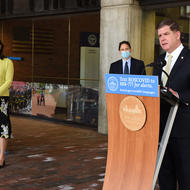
[0,41,14,168]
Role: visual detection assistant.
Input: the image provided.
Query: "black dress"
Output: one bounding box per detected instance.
[0,97,11,138]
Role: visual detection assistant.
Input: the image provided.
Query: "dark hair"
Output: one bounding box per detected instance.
[157,18,180,32]
[118,41,131,50]
[0,40,5,59]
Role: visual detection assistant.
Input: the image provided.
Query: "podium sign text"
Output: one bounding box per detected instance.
[105,74,159,97]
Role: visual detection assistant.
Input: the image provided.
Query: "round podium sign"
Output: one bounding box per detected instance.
[119,96,146,131]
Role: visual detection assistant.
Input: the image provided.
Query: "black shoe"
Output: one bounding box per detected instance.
[0,161,5,168]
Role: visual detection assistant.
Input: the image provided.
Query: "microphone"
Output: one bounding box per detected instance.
[150,59,188,106]
[146,62,154,67]
[147,59,172,99]
[146,59,166,67]
[150,61,169,88]
[147,59,169,88]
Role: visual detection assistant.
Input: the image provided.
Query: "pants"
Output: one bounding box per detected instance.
[159,138,190,190]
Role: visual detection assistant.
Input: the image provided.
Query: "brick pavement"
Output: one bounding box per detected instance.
[0,116,160,190]
[1,116,107,190]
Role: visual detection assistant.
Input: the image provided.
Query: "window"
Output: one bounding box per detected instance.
[29,0,34,12]
[60,0,65,9]
[53,0,58,9]
[180,6,190,18]
[44,0,50,10]
[7,0,13,14]
[0,0,6,14]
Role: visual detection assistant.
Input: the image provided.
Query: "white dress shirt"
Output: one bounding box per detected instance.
[162,43,184,80]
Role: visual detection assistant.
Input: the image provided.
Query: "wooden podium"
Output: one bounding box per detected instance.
[103,74,160,190]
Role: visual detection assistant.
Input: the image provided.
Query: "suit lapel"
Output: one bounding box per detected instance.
[117,59,123,74]
[169,48,187,78]
[130,57,135,74]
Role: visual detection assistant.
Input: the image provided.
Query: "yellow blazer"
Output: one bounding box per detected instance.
[0,58,14,96]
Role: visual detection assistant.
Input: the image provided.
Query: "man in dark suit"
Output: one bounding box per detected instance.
[109,41,145,75]
[154,19,190,190]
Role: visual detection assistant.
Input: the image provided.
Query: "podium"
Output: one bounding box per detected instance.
[151,86,185,190]
[103,74,182,190]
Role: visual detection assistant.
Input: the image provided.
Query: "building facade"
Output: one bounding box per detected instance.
[0,0,190,133]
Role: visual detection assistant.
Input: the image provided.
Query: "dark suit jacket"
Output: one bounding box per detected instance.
[109,57,146,75]
[153,47,190,138]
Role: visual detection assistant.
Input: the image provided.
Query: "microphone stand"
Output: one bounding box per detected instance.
[147,61,188,106]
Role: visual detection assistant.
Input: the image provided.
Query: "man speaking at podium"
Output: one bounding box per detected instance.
[154,19,190,190]
[109,41,146,75]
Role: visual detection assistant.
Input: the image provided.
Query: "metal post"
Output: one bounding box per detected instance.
[151,103,179,190]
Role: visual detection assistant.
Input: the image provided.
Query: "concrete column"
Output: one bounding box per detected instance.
[98,0,143,134]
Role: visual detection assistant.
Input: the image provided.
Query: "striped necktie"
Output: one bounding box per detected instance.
[163,54,172,86]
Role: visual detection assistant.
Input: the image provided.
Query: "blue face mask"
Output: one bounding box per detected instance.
[121,50,130,59]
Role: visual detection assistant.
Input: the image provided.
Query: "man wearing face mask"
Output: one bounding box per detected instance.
[109,41,146,75]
